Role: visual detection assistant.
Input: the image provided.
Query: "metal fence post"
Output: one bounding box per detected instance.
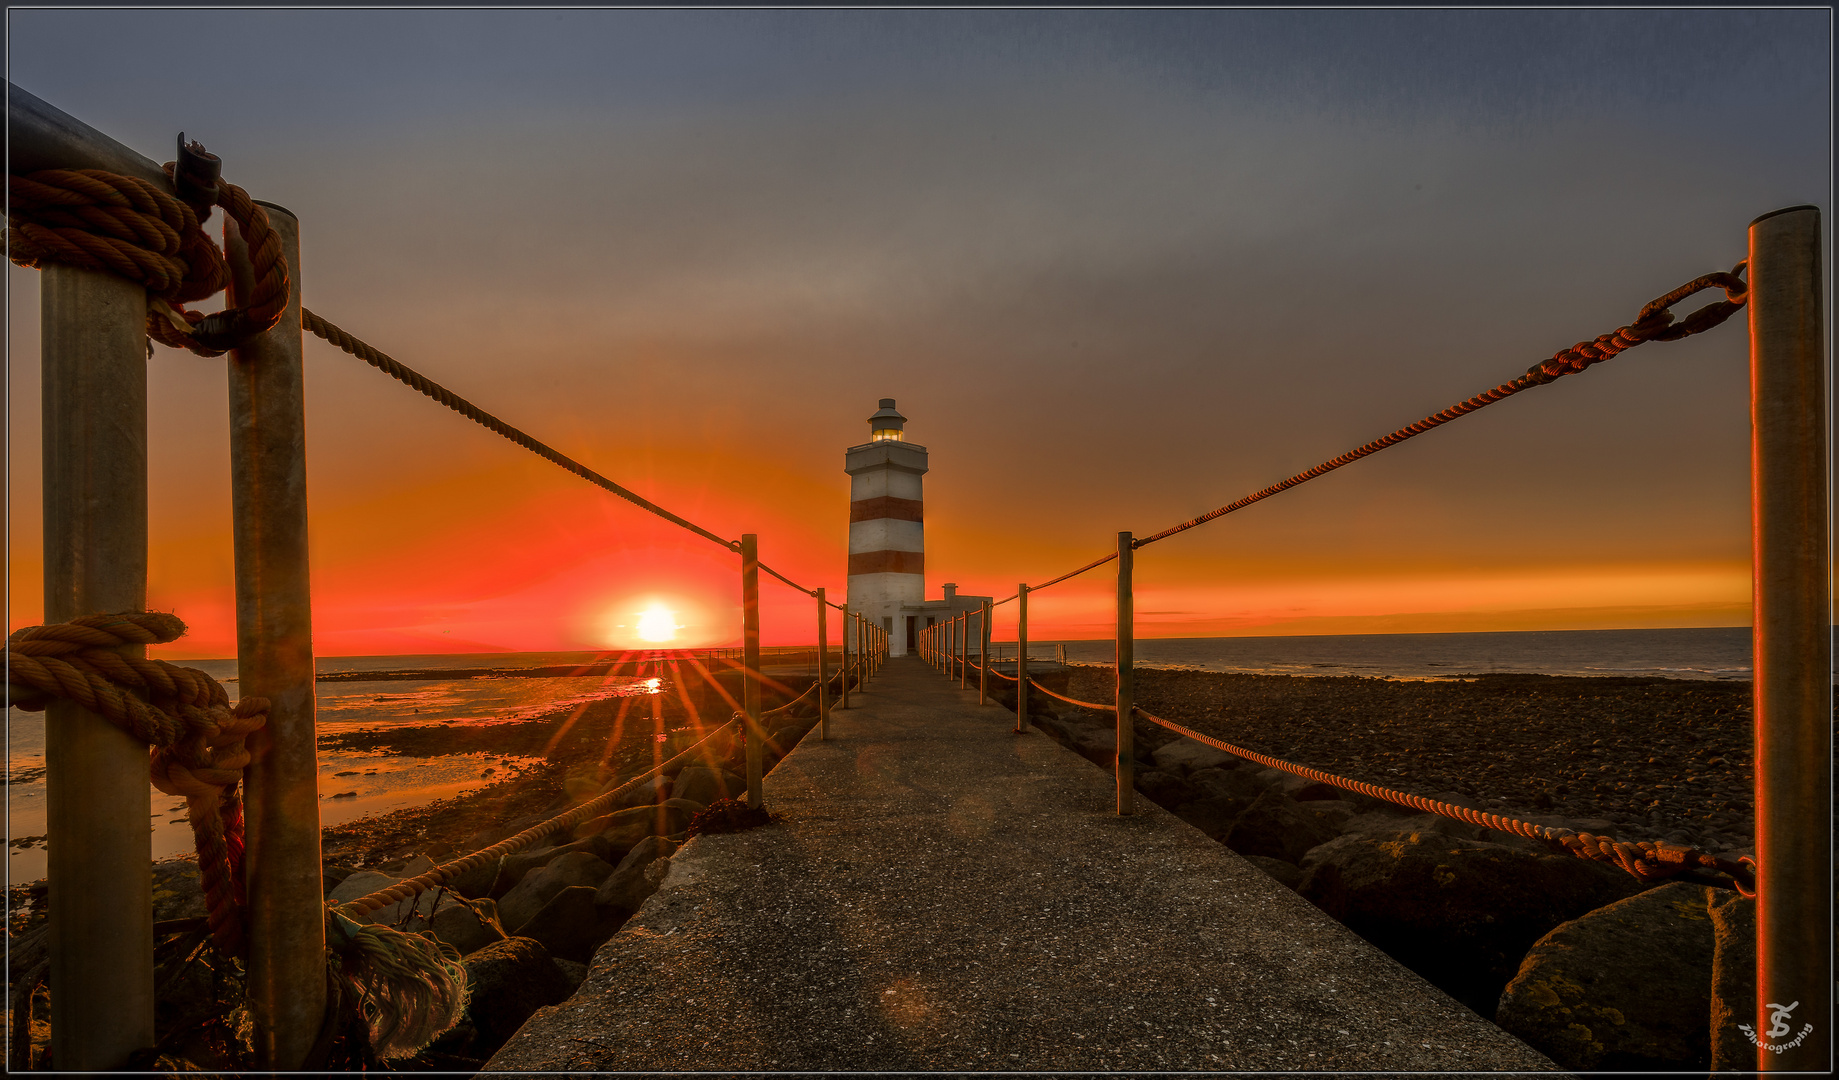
[740,534,764,807]
[979,599,991,705]
[1748,205,1829,1073]
[963,614,978,688]
[1016,584,1030,734]
[816,588,829,739]
[41,262,155,1070]
[227,206,325,1068]
[839,602,851,710]
[1116,532,1136,815]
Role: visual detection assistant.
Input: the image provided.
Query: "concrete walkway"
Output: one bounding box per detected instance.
[488,656,1559,1073]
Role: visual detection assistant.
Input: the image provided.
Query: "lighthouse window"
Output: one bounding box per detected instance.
[872,427,904,442]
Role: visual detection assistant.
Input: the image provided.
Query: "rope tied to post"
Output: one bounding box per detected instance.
[3,612,269,952]
[5,137,290,356]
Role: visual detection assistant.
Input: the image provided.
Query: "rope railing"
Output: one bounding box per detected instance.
[1007,265,1750,588]
[926,262,1763,898]
[302,310,738,552]
[1132,706,1754,893]
[5,103,891,1067]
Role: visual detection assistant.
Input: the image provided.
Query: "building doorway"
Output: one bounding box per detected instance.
[905,615,916,654]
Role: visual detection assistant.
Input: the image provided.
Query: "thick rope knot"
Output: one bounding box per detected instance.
[6,137,290,357]
[1525,261,1749,385]
[325,910,469,1060]
[4,612,267,955]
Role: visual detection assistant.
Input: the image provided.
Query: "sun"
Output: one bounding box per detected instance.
[635,604,679,643]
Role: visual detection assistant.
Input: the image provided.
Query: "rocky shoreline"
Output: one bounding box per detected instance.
[6,671,818,1070]
[5,666,1806,1072]
[1002,665,1792,1072]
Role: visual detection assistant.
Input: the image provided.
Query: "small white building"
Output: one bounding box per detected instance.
[844,399,990,657]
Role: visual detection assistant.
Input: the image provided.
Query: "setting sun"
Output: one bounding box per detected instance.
[635,605,679,642]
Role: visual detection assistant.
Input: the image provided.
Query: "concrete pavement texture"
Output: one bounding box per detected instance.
[487,655,1561,1074]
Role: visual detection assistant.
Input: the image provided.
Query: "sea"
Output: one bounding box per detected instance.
[4,627,1764,884]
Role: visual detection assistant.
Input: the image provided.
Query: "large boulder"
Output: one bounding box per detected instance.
[595,844,676,913]
[590,799,701,852]
[488,834,612,898]
[1166,767,1270,840]
[327,870,401,907]
[1134,769,1203,811]
[593,773,671,809]
[1297,831,1645,1014]
[671,767,746,809]
[426,897,506,955]
[516,886,629,964]
[152,859,208,922]
[1150,739,1243,776]
[1222,790,1347,864]
[498,851,617,932]
[1495,882,1716,1071]
[1708,890,1757,1071]
[460,937,576,1056]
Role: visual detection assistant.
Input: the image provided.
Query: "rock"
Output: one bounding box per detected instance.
[553,958,588,988]
[615,835,678,877]
[446,851,508,900]
[1244,855,1303,890]
[151,859,207,923]
[1134,769,1202,811]
[362,887,464,928]
[1340,809,1482,841]
[589,800,701,852]
[498,851,618,932]
[671,767,747,809]
[1495,882,1715,1071]
[461,937,575,1056]
[1222,790,1345,864]
[1298,831,1645,1014]
[595,847,674,913]
[594,773,671,809]
[320,864,360,897]
[1708,890,1757,1071]
[489,835,612,898]
[1150,739,1242,775]
[1253,769,1347,803]
[327,870,400,906]
[460,823,513,853]
[426,897,506,955]
[517,886,629,964]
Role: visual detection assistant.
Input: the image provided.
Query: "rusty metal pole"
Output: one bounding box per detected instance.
[227,207,325,1069]
[979,600,991,705]
[1748,205,1829,1073]
[816,588,829,740]
[740,535,764,807]
[1116,532,1136,815]
[1015,585,1030,734]
[41,263,155,1070]
[839,603,851,709]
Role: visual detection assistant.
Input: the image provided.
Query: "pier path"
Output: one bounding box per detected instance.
[487,656,1558,1073]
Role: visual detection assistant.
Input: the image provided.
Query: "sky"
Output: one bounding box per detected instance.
[5,7,1832,657]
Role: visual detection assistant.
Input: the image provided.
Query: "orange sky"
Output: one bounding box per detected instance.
[6,9,1822,659]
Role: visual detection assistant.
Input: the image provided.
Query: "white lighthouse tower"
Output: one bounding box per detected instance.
[845,400,986,657]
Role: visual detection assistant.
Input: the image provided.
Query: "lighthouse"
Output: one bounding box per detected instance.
[845,399,987,656]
